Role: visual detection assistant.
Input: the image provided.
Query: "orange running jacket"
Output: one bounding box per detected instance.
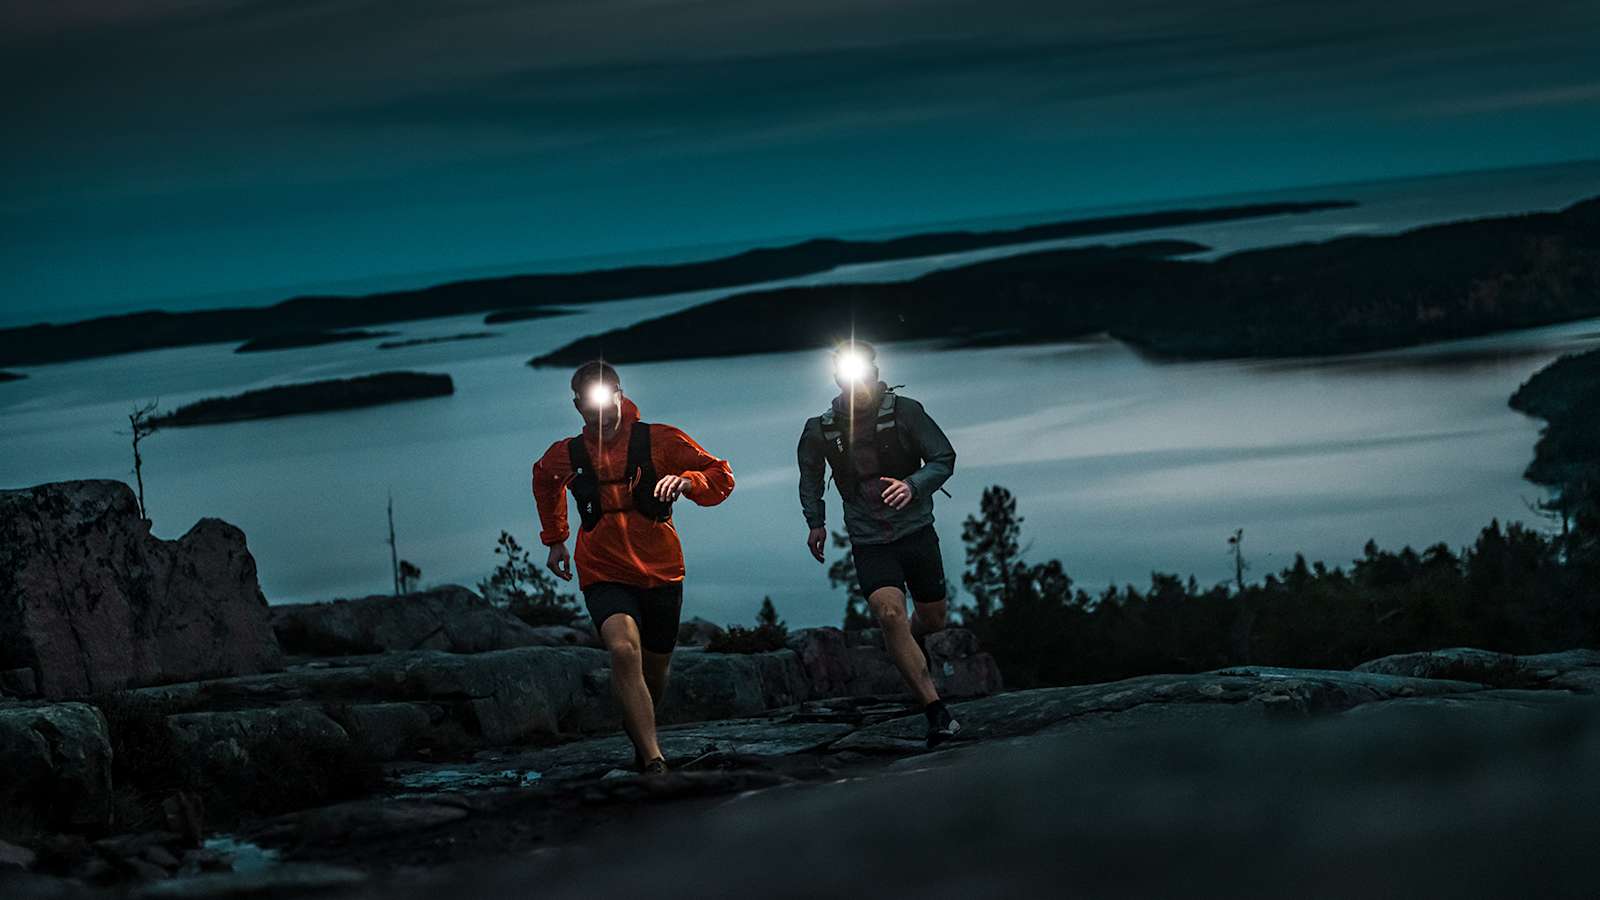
[532,396,734,589]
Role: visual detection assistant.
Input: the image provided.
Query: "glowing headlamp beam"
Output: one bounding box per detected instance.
[834,350,872,383]
[584,382,617,410]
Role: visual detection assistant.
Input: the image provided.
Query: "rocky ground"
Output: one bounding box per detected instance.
[5,481,1600,898]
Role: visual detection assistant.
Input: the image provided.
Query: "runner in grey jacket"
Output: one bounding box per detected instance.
[797,387,956,545]
[797,341,962,747]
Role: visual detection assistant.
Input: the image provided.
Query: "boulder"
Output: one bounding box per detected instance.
[521,625,601,648]
[845,628,884,648]
[362,647,603,744]
[271,586,555,656]
[924,628,1004,698]
[678,649,812,718]
[576,648,814,731]
[785,628,854,697]
[0,702,114,830]
[1354,647,1600,692]
[784,627,1000,700]
[1353,647,1526,686]
[923,628,979,660]
[675,617,726,648]
[845,647,909,696]
[0,480,282,699]
[0,667,38,698]
[325,703,439,762]
[165,707,352,782]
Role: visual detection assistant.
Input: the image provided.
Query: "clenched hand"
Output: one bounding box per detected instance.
[546,542,573,581]
[654,474,691,502]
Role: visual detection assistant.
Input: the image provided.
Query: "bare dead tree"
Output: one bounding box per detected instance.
[1227,528,1249,594]
[1523,492,1571,542]
[399,560,421,594]
[387,491,401,596]
[120,400,161,520]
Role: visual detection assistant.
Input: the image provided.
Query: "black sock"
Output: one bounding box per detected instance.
[923,699,948,723]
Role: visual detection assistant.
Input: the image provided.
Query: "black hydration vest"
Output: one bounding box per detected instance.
[567,423,673,531]
[819,391,919,500]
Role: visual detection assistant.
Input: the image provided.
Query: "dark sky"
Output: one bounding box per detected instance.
[4,0,1598,324]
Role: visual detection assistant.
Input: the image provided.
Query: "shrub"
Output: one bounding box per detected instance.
[707,597,790,653]
[478,530,581,626]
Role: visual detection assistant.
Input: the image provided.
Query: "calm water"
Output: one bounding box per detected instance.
[3,165,1599,627]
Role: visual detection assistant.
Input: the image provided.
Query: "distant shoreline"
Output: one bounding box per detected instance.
[0,200,1349,368]
[148,371,454,428]
[376,332,500,350]
[235,329,398,353]
[531,196,1600,367]
[1510,347,1600,490]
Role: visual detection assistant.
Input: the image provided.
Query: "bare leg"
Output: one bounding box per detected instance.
[868,586,939,706]
[600,614,663,764]
[642,649,673,707]
[910,599,948,638]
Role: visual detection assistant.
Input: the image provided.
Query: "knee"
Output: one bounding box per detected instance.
[919,604,948,631]
[870,598,908,631]
[606,639,642,671]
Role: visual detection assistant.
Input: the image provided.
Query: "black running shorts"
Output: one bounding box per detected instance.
[852,525,949,604]
[583,581,684,654]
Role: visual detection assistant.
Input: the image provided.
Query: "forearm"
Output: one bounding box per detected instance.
[679,462,734,506]
[905,454,953,498]
[902,399,956,498]
[534,496,568,546]
[657,425,734,507]
[531,458,570,545]
[797,423,827,528]
[799,483,826,529]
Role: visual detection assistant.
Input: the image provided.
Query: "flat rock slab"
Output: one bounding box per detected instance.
[248,799,471,849]
[244,770,798,867]
[131,862,367,899]
[391,717,855,787]
[345,691,1600,900]
[1333,688,1596,728]
[833,668,1484,752]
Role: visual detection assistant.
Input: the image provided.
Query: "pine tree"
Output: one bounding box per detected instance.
[757,596,785,630]
[961,485,1023,623]
[827,531,872,629]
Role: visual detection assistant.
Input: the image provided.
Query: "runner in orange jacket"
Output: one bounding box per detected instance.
[532,360,734,774]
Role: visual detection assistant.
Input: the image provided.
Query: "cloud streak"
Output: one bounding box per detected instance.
[3,0,1598,318]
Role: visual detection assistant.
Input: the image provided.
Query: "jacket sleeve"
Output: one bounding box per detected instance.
[653,425,735,507]
[796,417,828,530]
[898,398,956,500]
[531,439,574,546]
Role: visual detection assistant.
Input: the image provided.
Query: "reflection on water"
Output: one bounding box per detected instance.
[3,168,1600,626]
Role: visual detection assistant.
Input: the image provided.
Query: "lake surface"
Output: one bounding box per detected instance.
[3,164,1599,627]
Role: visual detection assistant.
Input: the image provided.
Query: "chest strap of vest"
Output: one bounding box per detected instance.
[820,391,905,496]
[567,424,673,531]
[820,390,896,439]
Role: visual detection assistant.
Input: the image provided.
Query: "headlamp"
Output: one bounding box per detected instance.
[584,381,617,410]
[834,349,872,383]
